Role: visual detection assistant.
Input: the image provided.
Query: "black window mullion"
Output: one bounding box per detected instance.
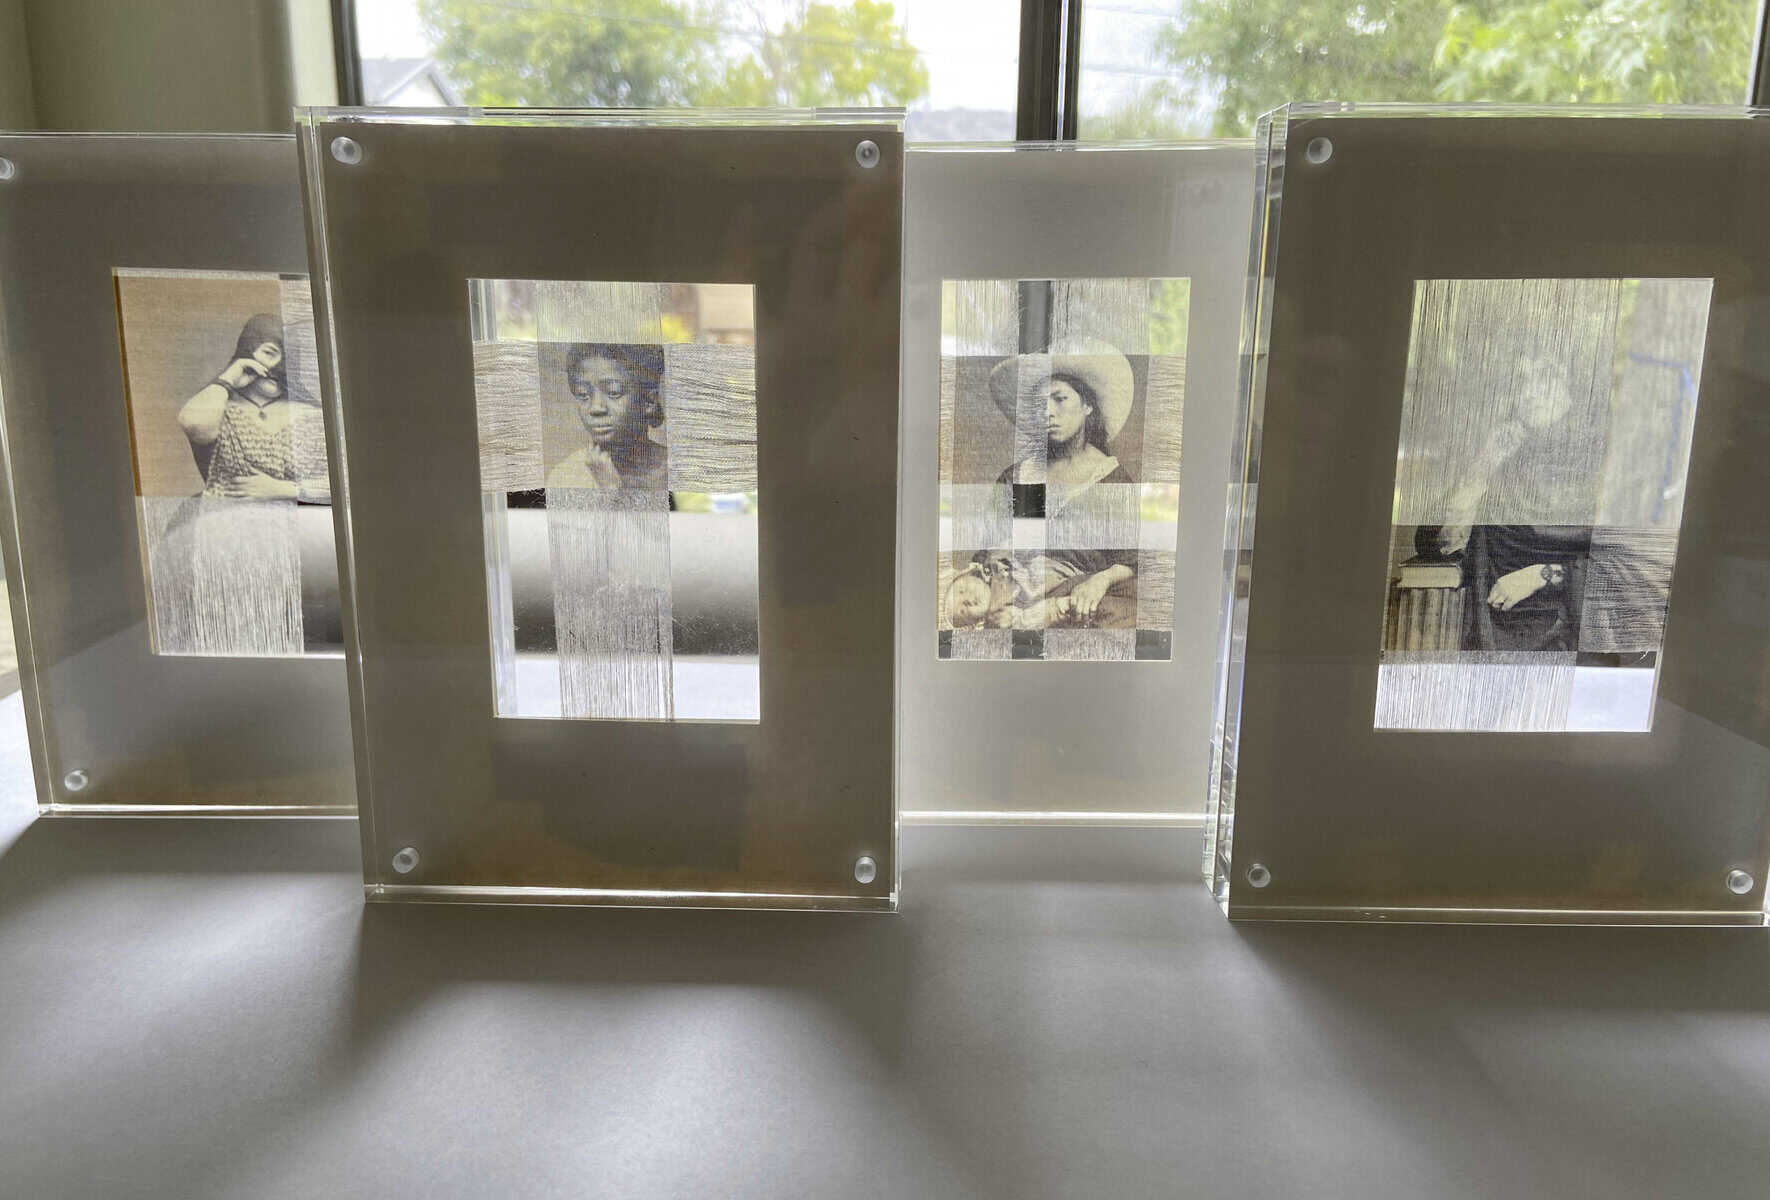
[331,0,365,107]
[1058,0,1083,140]
[1016,0,1067,140]
[1752,0,1770,106]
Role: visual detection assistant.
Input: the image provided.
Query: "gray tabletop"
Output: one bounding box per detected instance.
[1,692,1766,1199]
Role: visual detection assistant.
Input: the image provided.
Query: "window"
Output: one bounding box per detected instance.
[1077,0,1764,139]
[350,0,1020,140]
[349,0,1766,144]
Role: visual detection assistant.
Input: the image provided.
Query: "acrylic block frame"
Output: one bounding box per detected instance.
[1208,105,1770,924]
[0,134,355,815]
[300,108,902,909]
[900,141,1252,822]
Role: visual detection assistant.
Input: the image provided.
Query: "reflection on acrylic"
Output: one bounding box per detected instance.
[470,279,760,722]
[1377,277,1711,732]
[117,269,339,656]
[936,277,1189,661]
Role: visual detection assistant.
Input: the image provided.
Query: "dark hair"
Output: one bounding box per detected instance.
[1051,371,1110,454]
[567,343,666,428]
[1414,525,1458,561]
[234,314,286,382]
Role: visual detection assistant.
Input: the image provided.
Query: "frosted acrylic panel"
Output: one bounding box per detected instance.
[936,277,1187,662]
[299,111,898,905]
[0,133,353,812]
[1208,107,1770,924]
[470,279,760,721]
[1375,277,1710,732]
[900,143,1252,818]
[117,269,340,657]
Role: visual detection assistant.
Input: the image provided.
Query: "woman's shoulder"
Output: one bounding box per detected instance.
[545,448,598,489]
[999,457,1052,486]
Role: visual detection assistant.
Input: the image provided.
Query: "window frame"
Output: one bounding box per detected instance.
[333,0,1769,141]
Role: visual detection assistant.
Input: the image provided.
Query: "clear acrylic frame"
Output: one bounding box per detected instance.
[300,108,902,908]
[1208,104,1770,924]
[0,133,355,814]
[900,139,1252,822]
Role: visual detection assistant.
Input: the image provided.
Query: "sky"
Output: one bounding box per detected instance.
[351,0,1186,116]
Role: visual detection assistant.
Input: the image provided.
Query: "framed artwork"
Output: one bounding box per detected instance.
[0,134,353,813]
[1209,106,1770,924]
[301,110,901,908]
[899,142,1252,820]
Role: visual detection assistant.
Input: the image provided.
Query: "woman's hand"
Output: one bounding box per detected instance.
[1436,524,1472,555]
[215,357,269,391]
[582,446,624,489]
[1487,564,1551,612]
[214,472,297,501]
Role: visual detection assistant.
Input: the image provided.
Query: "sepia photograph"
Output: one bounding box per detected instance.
[116,269,337,657]
[1376,276,1711,732]
[470,279,760,722]
[937,277,1188,661]
[542,342,669,490]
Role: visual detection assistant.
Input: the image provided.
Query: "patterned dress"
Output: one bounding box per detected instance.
[147,396,328,656]
[203,396,330,501]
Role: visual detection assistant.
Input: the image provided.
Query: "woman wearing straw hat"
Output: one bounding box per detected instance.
[981,340,1139,623]
[987,340,1136,505]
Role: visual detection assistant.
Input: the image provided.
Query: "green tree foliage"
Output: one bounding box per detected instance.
[1146,0,1757,136]
[1154,0,1452,135]
[419,0,929,109]
[1077,85,1193,139]
[704,1,928,106]
[1435,0,1755,102]
[419,0,720,107]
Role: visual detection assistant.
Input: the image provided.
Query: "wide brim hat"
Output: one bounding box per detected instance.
[986,339,1135,442]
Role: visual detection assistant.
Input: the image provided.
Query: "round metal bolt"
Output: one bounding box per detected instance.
[1245,861,1272,889]
[1304,137,1333,165]
[854,855,878,884]
[330,136,363,166]
[0,157,15,182]
[391,846,420,875]
[854,139,880,169]
[62,768,89,793]
[1725,868,1754,895]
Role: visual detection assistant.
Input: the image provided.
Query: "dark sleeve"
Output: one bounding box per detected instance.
[1044,548,1137,575]
[1485,525,1589,573]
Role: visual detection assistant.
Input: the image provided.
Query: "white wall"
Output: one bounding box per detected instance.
[14,0,335,132]
[0,0,36,128]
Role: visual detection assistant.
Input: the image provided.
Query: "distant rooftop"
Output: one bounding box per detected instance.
[361,57,461,107]
[904,108,1015,142]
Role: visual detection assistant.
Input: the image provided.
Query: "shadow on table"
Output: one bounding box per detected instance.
[341,826,1189,1054]
[1224,919,1770,1194]
[0,812,361,914]
[1233,918,1770,1014]
[345,889,918,1041]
